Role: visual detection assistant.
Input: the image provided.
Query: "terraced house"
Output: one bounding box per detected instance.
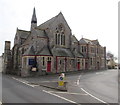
[3,8,106,77]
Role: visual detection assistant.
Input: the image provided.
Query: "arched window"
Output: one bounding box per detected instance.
[56,34,57,45]
[58,34,60,45]
[61,34,62,45]
[63,34,65,45]
[55,24,65,46]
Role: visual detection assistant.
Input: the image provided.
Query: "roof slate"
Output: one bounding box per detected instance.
[79,38,100,45]
[17,29,30,39]
[73,50,83,58]
[23,46,35,55]
[38,16,56,29]
[34,28,47,37]
[36,46,52,56]
[71,35,78,43]
[52,48,74,57]
[38,12,71,31]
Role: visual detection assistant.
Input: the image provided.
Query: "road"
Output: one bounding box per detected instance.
[1,69,118,104]
[77,70,118,103]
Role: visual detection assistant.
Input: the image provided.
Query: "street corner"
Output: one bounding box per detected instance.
[30,81,68,91]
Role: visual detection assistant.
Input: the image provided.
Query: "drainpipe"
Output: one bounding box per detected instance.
[56,56,58,73]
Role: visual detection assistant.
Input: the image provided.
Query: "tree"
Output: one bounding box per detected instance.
[106,51,117,69]
[107,51,114,59]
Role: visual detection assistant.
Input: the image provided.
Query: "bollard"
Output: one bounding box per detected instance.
[57,73,67,91]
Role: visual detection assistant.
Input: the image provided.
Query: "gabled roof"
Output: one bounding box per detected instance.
[52,47,74,57]
[79,38,100,45]
[21,28,48,46]
[36,46,52,56]
[71,35,78,43]
[91,40,99,45]
[34,28,47,38]
[38,15,57,29]
[16,28,30,39]
[23,46,35,56]
[38,12,71,30]
[79,38,92,44]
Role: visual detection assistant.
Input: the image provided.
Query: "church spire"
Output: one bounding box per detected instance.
[31,7,37,23]
[31,7,37,31]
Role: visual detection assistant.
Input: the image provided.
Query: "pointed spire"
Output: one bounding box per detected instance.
[31,7,37,23]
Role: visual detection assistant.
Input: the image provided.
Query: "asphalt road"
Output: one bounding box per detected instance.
[1,69,118,104]
[2,74,73,103]
[77,70,118,103]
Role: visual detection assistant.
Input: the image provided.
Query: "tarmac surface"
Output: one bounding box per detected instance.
[2,69,118,104]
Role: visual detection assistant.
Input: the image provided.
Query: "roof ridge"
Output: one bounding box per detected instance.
[17,29,30,33]
[82,38,92,41]
[39,14,57,27]
[91,39,98,41]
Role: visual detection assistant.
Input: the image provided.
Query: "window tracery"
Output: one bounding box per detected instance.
[55,24,65,46]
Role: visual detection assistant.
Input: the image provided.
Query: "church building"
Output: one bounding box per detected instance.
[3,8,106,77]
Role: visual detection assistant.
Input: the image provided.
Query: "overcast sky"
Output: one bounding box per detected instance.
[0,0,118,59]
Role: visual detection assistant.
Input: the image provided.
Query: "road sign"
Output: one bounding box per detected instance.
[58,73,65,87]
[59,76,63,81]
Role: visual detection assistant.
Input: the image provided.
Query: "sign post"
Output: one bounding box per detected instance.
[58,76,64,86]
[58,73,67,91]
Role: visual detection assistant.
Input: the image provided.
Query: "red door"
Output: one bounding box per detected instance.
[47,61,51,72]
[77,62,80,70]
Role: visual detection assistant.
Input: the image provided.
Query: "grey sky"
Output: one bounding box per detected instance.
[0,0,118,59]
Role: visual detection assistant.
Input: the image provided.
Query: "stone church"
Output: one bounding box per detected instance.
[3,8,106,77]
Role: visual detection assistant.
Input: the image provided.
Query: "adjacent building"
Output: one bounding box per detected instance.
[3,8,106,77]
[79,38,106,70]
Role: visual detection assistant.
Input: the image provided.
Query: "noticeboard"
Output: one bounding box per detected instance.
[28,59,35,65]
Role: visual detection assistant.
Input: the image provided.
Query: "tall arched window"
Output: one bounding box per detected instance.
[61,34,62,45]
[58,34,60,45]
[55,24,65,46]
[56,33,57,45]
[63,35,65,45]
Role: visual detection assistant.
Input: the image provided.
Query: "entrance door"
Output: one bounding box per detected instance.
[77,62,80,70]
[47,61,51,72]
[97,62,99,70]
[85,62,88,70]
